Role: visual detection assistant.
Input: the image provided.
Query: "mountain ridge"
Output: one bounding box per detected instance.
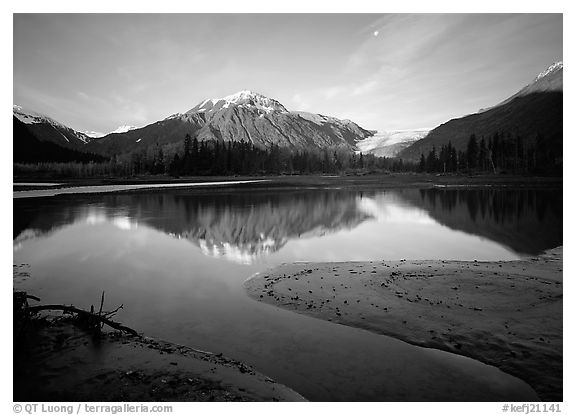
[398,62,563,161]
[85,90,375,156]
[13,105,91,148]
[14,61,563,167]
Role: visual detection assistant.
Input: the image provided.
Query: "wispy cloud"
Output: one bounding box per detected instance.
[14,14,562,134]
[111,93,149,123]
[352,80,380,96]
[290,93,311,111]
[322,86,345,99]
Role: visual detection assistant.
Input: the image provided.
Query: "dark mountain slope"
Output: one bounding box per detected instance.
[398,62,563,162]
[13,105,91,150]
[398,91,562,161]
[13,117,106,164]
[85,114,206,156]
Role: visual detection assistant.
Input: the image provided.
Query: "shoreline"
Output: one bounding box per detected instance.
[13,174,562,201]
[14,317,306,402]
[13,179,271,199]
[13,173,562,190]
[244,247,563,401]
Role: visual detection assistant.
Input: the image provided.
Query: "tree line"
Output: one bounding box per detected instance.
[14,134,416,179]
[163,134,414,177]
[418,132,561,176]
[15,131,561,179]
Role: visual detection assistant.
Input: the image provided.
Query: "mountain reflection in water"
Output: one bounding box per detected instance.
[13,186,562,262]
[402,187,562,255]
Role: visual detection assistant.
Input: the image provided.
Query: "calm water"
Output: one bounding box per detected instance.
[13,185,562,401]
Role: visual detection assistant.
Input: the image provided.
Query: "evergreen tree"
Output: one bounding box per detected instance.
[169,154,181,177]
[466,134,478,170]
[478,138,488,171]
[426,146,438,172]
[418,154,426,172]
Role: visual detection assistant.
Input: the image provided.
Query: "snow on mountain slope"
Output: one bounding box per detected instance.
[184,90,288,116]
[479,61,563,113]
[356,129,430,157]
[13,105,51,125]
[13,105,91,145]
[22,90,374,156]
[535,61,563,82]
[110,125,138,134]
[122,90,375,153]
[82,131,106,138]
[83,125,139,138]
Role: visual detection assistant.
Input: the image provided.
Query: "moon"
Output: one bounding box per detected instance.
[373,30,379,37]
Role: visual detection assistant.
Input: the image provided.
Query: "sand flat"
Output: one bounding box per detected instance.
[14,319,305,402]
[244,247,563,401]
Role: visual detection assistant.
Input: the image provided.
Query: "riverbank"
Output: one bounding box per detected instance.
[244,247,563,401]
[13,179,271,199]
[14,316,305,402]
[13,172,562,192]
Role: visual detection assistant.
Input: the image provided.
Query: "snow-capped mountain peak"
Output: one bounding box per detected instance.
[535,61,563,82]
[186,90,288,115]
[479,61,563,113]
[110,125,138,134]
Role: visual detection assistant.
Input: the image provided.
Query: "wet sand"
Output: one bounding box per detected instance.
[244,247,563,401]
[14,318,305,402]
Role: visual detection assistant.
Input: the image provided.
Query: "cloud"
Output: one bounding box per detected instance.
[111,93,149,123]
[76,91,109,106]
[291,93,311,111]
[322,86,345,99]
[352,80,380,96]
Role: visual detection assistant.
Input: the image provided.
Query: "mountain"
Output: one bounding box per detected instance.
[82,130,106,139]
[398,62,563,161]
[86,90,374,156]
[14,91,374,161]
[481,61,563,112]
[13,106,107,163]
[13,117,105,164]
[13,105,91,149]
[356,129,430,157]
[501,62,563,102]
[186,90,288,114]
[83,125,139,138]
[110,125,138,134]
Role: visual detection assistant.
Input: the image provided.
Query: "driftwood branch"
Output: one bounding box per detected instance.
[27,304,140,337]
[98,291,105,330]
[102,304,124,319]
[98,291,105,317]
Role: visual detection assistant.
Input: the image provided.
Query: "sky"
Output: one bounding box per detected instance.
[13,13,562,135]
